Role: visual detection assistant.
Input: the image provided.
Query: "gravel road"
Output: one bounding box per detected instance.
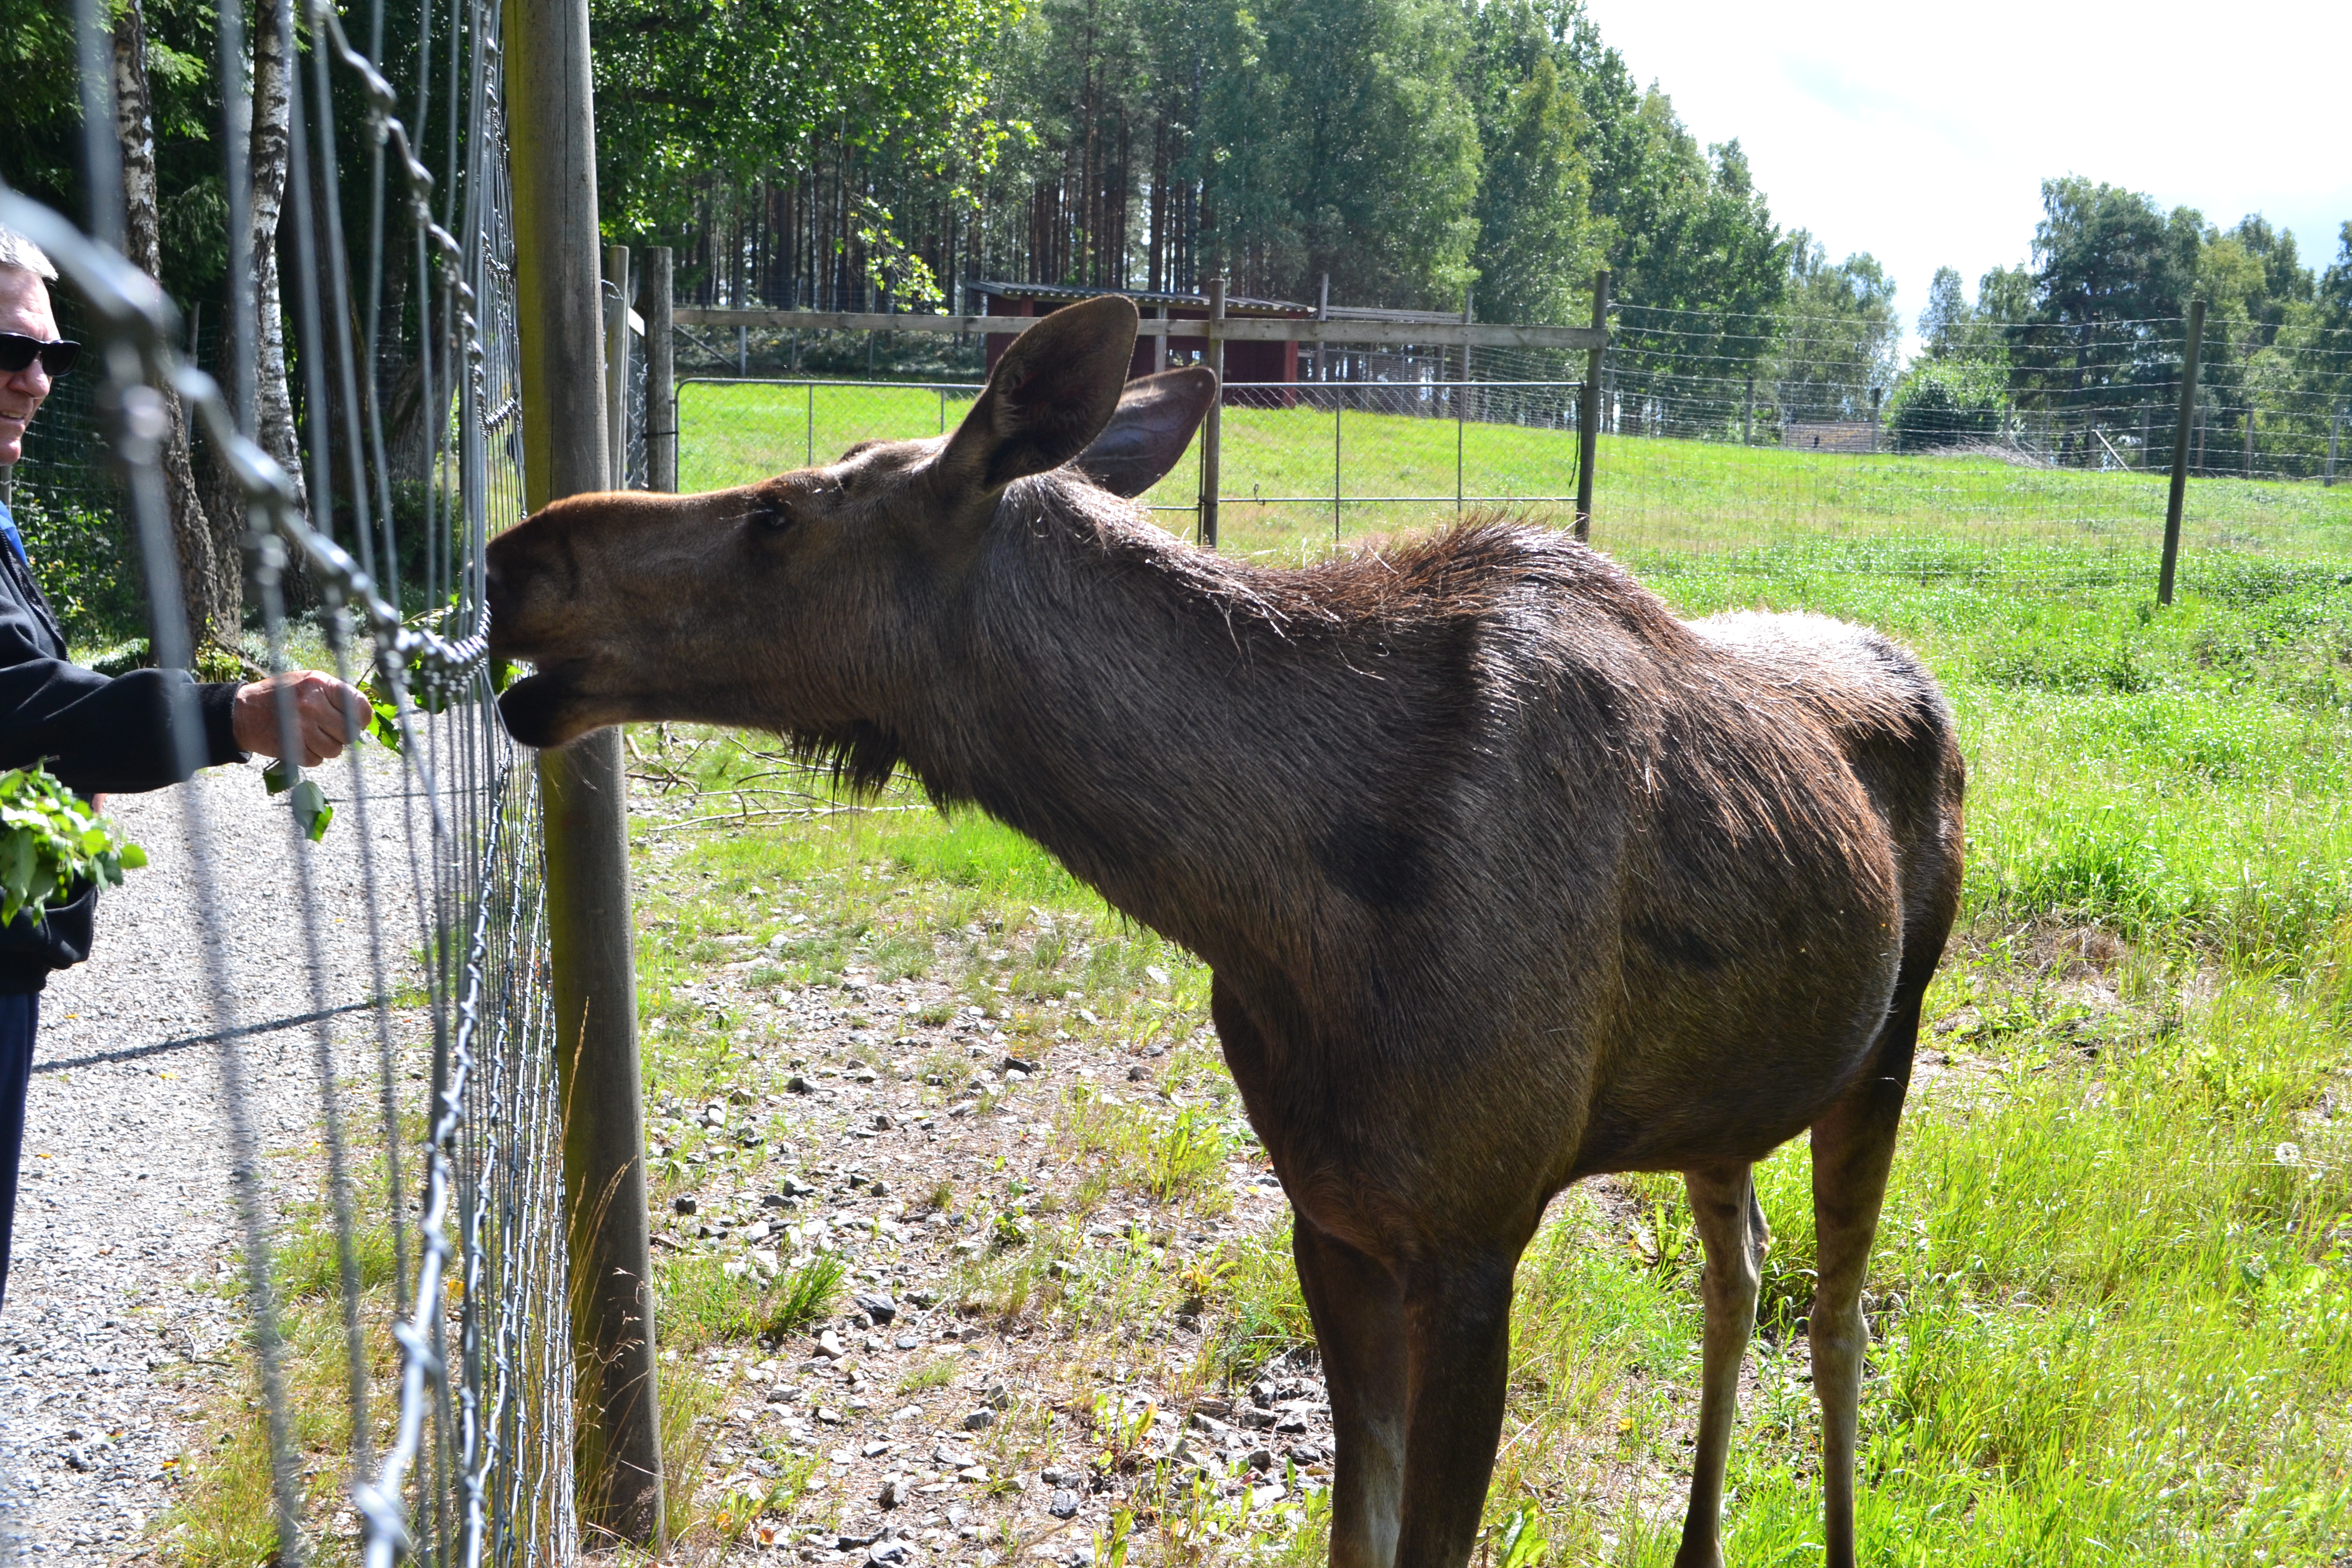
[0,753,429,1562]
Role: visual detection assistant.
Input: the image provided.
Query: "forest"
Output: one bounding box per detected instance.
[3,0,2350,649]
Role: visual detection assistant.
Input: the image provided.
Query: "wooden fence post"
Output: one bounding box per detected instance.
[1575,270,1609,542]
[506,0,665,1541]
[2160,297,2205,606]
[646,246,675,494]
[1200,277,1224,549]
[2326,407,2343,487]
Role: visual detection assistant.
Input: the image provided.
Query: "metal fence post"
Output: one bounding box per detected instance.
[1575,269,1609,542]
[604,245,631,484]
[505,0,665,1541]
[1200,277,1224,549]
[1333,398,1342,541]
[646,246,675,493]
[2160,297,2205,606]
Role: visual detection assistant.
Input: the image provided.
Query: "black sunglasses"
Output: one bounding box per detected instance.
[0,333,80,378]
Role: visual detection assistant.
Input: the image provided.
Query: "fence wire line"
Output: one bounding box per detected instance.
[7,0,575,1556]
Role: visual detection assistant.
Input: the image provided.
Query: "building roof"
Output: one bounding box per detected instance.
[970,280,1313,317]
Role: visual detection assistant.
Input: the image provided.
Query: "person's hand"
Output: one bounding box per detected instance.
[233,671,364,766]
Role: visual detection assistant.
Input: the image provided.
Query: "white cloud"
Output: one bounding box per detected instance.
[1579,0,2352,350]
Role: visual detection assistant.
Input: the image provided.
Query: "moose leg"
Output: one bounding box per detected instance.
[1389,1254,1518,1568]
[1293,1218,1409,1568]
[1672,1162,1767,1568]
[1809,1025,1916,1568]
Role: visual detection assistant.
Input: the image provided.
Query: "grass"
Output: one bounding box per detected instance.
[617,473,2352,1562]
[169,394,2352,1561]
[678,378,2352,562]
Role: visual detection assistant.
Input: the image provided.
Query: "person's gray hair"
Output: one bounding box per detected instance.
[0,228,59,283]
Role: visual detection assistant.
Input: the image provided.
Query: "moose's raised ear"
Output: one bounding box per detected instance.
[1070,366,1218,499]
[934,295,1139,497]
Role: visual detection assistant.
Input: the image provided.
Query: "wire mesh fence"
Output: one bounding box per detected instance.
[1,0,577,1558]
[672,298,2352,592]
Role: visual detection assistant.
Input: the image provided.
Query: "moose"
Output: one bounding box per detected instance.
[485,296,1964,1568]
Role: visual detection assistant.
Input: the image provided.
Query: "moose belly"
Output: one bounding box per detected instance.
[1567,923,1903,1176]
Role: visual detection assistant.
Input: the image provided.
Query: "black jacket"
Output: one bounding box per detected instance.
[0,518,244,992]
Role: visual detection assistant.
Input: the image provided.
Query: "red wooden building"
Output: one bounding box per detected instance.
[972,281,1309,402]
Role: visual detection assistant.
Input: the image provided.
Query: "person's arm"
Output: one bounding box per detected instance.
[0,582,359,793]
[0,585,246,794]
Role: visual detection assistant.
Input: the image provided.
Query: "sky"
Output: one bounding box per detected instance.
[1579,0,2352,353]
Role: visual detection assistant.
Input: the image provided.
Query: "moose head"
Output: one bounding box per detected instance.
[486,295,1212,756]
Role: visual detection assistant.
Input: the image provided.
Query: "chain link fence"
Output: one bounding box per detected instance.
[4,0,579,1557]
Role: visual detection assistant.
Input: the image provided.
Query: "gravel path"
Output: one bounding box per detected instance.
[0,753,428,1562]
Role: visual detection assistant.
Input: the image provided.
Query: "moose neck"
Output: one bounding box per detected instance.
[896,480,1400,971]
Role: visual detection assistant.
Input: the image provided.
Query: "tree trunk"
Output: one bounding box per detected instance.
[115,0,231,650]
[244,0,313,610]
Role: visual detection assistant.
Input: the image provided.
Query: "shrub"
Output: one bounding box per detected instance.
[1890,359,2007,450]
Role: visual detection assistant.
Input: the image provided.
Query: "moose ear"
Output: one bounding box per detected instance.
[934,295,1140,497]
[1070,366,1218,498]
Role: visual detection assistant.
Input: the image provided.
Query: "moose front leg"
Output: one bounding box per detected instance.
[1293,1218,1408,1568]
[1673,1162,1768,1568]
[1389,1253,1518,1568]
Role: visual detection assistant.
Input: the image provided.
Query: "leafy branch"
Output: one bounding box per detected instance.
[0,766,149,925]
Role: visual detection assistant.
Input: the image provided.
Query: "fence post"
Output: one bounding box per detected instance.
[604,246,631,485]
[2160,297,2205,606]
[646,247,674,494]
[1869,385,1882,453]
[1333,397,1342,541]
[2328,407,2343,486]
[1742,374,1753,446]
[1575,269,1609,542]
[1200,277,1224,549]
[505,0,665,1541]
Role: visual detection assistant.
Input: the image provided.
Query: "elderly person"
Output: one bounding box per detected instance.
[0,227,361,1311]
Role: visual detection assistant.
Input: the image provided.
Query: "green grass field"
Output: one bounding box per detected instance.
[630,390,2352,1564]
[679,379,2352,569]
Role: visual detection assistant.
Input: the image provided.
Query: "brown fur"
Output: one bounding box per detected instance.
[485,297,1964,1568]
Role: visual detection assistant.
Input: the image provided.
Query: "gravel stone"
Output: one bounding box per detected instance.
[0,755,426,1560]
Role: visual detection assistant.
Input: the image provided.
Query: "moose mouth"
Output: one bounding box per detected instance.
[494,661,592,749]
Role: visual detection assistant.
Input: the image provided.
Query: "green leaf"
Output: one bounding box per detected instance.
[262,760,296,795]
[289,779,334,843]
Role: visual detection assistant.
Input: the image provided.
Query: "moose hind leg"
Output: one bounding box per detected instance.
[1672,1162,1767,1568]
[1293,1218,1409,1568]
[1809,1026,1915,1568]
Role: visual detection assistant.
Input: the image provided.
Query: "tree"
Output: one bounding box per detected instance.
[1197,0,1481,306]
[1774,235,1898,423]
[1918,266,1968,357]
[591,0,1016,302]
[1467,54,1601,324]
[113,0,229,648]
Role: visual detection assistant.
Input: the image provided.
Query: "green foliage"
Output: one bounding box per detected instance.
[1890,357,2009,450]
[591,0,1018,286]
[1199,0,1483,306]
[0,765,147,925]
[10,489,146,649]
[1776,233,1902,422]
